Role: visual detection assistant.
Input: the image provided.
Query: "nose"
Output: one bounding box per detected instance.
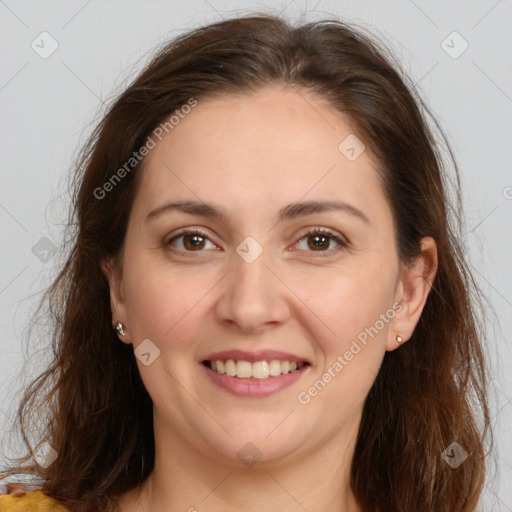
[215,245,291,333]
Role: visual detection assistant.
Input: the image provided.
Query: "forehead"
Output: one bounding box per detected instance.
[150,86,361,165]
[133,85,389,226]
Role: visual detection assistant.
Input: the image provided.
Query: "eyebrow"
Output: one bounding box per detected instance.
[145,199,370,225]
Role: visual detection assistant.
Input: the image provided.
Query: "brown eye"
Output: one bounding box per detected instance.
[166,229,216,252]
[295,228,347,255]
[307,233,331,251]
[182,233,207,250]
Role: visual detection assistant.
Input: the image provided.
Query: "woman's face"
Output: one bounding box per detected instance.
[106,85,428,467]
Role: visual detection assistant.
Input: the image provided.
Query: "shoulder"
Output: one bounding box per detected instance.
[0,488,71,511]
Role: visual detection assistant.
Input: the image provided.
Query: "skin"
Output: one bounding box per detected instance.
[103,84,438,512]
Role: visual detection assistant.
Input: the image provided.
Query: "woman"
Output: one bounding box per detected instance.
[0,13,491,512]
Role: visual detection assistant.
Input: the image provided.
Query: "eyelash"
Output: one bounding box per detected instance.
[164,227,347,257]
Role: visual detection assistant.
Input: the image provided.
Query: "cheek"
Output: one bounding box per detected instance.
[297,268,396,415]
[123,256,216,345]
[296,259,397,345]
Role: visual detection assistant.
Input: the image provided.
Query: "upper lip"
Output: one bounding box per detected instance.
[202,349,310,364]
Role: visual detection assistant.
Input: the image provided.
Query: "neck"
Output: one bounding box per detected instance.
[115,414,362,512]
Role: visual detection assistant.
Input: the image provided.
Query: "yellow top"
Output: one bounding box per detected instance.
[0,490,71,511]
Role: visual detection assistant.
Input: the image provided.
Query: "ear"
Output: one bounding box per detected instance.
[101,257,132,344]
[386,236,438,351]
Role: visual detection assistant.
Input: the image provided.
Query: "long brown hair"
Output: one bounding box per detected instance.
[2,14,492,512]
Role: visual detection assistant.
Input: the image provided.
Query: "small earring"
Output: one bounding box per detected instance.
[115,322,126,337]
[396,334,403,344]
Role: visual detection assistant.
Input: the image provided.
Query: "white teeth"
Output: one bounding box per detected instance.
[208,359,305,380]
[225,360,236,376]
[252,361,269,379]
[269,360,282,376]
[236,360,252,379]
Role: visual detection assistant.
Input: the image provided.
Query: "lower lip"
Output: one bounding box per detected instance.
[201,363,309,398]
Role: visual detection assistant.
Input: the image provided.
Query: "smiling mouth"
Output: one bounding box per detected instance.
[202,359,309,380]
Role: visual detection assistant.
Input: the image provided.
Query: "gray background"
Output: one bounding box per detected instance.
[0,0,511,509]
